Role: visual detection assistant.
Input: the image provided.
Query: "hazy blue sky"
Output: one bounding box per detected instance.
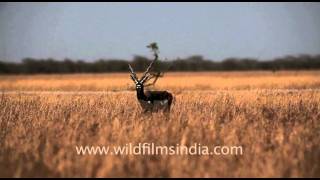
[0,2,320,62]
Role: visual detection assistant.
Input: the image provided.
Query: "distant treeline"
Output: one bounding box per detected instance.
[1,54,320,74]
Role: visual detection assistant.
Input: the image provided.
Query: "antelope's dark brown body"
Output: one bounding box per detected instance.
[136,86,173,112]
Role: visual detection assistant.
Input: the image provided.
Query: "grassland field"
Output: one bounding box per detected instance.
[0,71,319,177]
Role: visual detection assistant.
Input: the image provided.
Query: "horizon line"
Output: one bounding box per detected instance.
[2,53,320,63]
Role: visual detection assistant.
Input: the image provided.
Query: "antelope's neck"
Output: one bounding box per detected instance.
[136,87,147,100]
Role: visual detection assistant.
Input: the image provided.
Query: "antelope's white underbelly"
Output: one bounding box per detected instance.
[154,99,169,105]
[139,100,169,106]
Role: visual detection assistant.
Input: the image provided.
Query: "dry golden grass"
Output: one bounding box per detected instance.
[0,71,319,177]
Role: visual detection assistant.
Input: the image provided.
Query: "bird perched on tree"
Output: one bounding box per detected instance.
[147,42,159,54]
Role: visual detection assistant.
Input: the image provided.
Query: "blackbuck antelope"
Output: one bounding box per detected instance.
[128,44,173,112]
